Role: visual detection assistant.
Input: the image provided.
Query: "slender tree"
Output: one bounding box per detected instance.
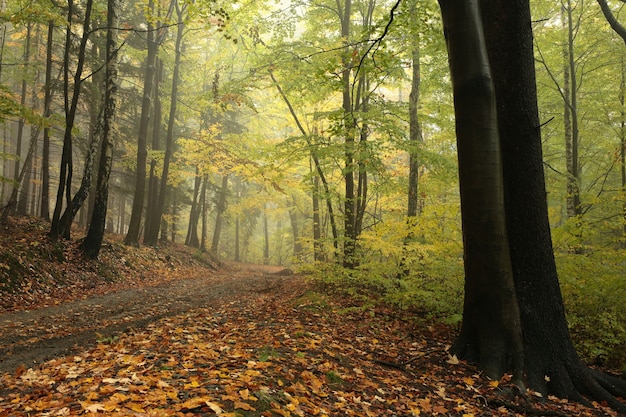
[83,0,118,259]
[40,21,53,221]
[211,174,228,255]
[144,1,186,246]
[125,0,174,246]
[50,0,94,239]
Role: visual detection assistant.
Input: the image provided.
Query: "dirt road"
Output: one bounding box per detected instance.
[0,263,293,374]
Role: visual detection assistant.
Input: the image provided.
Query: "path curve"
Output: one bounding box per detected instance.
[0,263,293,374]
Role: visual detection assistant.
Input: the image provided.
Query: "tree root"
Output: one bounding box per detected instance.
[488,398,571,417]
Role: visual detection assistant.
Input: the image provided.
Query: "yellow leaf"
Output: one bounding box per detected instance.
[462,376,474,386]
[488,380,499,388]
[446,354,460,365]
[81,402,106,413]
[127,402,146,413]
[206,400,225,414]
[234,400,256,411]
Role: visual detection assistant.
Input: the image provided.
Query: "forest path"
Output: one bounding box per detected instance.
[0,262,294,374]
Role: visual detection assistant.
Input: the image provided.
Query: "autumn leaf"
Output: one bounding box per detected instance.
[80,402,106,413]
[233,400,256,411]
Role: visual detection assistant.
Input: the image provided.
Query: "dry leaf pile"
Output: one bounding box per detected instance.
[1,278,617,416]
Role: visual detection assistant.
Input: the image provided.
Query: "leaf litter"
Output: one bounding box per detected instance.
[0,217,621,416]
[1,277,619,416]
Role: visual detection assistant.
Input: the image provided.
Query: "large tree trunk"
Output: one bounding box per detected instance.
[481,0,626,410]
[439,0,524,383]
[83,0,118,259]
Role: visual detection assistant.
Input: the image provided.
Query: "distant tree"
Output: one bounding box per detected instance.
[144,1,186,246]
[211,174,229,255]
[40,21,54,221]
[125,0,173,246]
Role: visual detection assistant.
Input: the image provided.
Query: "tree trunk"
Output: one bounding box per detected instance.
[58,33,105,238]
[211,175,229,255]
[563,1,583,253]
[50,0,93,239]
[596,0,626,247]
[312,168,324,262]
[341,0,356,268]
[400,9,424,276]
[439,0,524,383]
[144,58,163,243]
[185,168,202,248]
[40,21,53,221]
[481,0,626,410]
[199,176,208,252]
[83,0,118,259]
[288,200,302,260]
[125,0,158,246]
[12,23,32,211]
[144,2,185,246]
[263,207,270,265]
[234,216,241,262]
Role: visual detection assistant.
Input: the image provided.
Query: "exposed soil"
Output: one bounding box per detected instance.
[0,261,293,374]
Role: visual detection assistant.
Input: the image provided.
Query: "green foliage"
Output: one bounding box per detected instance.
[557,249,626,369]
[309,223,464,324]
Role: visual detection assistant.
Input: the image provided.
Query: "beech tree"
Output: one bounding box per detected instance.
[441,0,626,410]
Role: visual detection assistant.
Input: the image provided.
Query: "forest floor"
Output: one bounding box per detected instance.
[0,217,622,416]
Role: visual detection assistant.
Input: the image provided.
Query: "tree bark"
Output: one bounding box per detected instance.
[341,0,357,269]
[211,175,229,256]
[50,0,94,239]
[144,2,185,246]
[144,58,163,243]
[439,0,524,383]
[185,168,202,248]
[58,32,105,238]
[125,0,158,246]
[83,0,118,259]
[40,21,54,221]
[596,0,626,246]
[481,0,626,410]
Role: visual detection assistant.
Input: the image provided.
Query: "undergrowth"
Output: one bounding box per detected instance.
[556,249,626,370]
[305,241,626,371]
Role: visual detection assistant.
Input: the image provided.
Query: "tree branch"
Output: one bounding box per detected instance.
[597,0,626,44]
